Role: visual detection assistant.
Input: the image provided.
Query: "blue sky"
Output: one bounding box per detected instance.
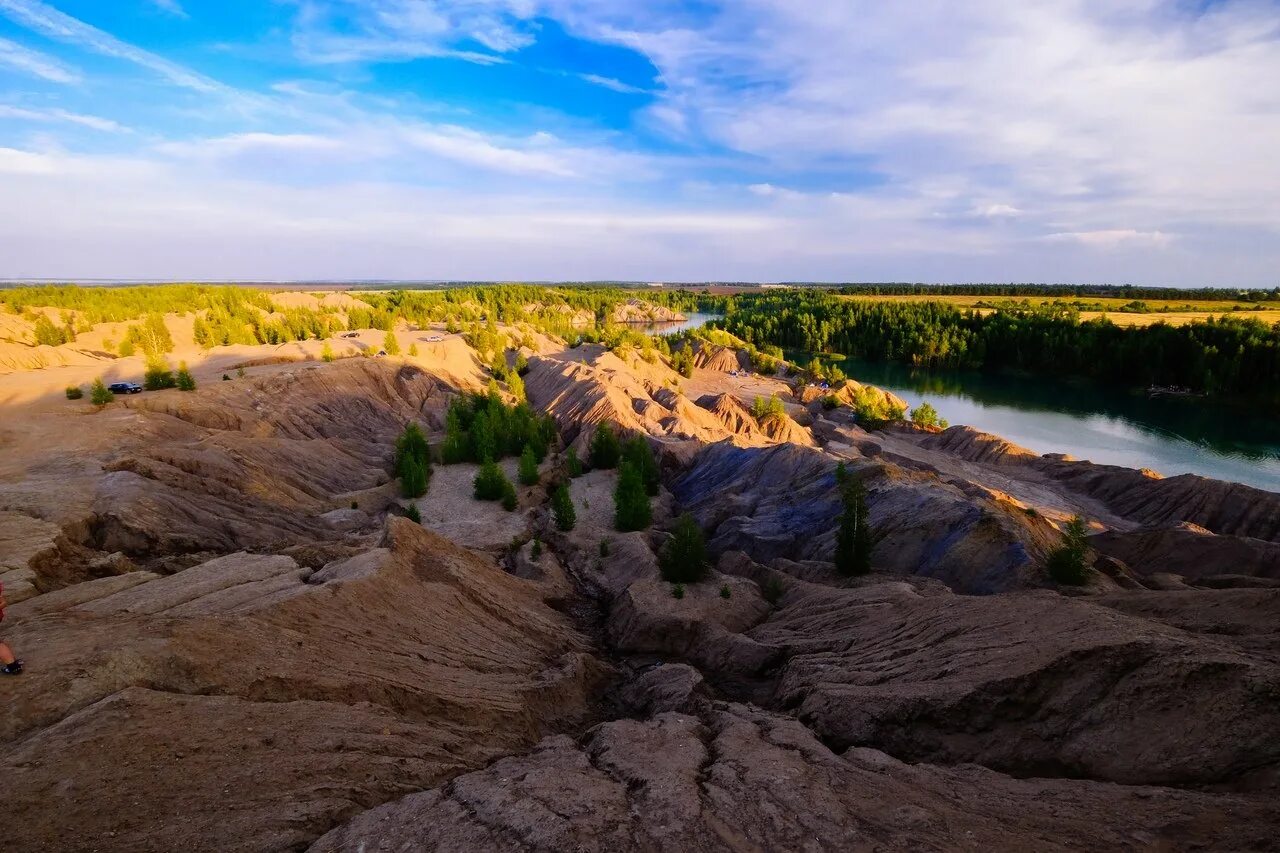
[1,0,1278,284]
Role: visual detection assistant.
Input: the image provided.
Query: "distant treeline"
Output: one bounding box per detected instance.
[0,283,727,350]
[0,285,275,324]
[356,284,726,327]
[830,283,1280,302]
[719,291,1280,405]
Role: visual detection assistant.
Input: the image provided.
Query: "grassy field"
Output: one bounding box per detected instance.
[1078,309,1280,327]
[838,294,1280,327]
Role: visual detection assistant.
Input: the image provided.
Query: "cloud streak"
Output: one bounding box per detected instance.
[150,0,188,19]
[0,104,127,131]
[0,0,227,92]
[0,34,78,82]
[288,0,539,64]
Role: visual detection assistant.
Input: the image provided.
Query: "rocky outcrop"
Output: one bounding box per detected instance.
[921,424,1042,465]
[311,702,1278,853]
[525,355,657,442]
[0,512,63,600]
[1092,521,1280,582]
[694,393,762,439]
[693,393,812,446]
[672,443,1055,593]
[690,341,749,372]
[0,520,605,852]
[607,574,776,676]
[756,411,815,446]
[618,663,708,715]
[747,577,1280,787]
[609,299,685,324]
[1043,463,1280,543]
[797,378,909,415]
[918,425,1280,544]
[524,352,732,448]
[0,359,459,579]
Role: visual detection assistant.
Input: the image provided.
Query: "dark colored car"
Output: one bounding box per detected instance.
[107,382,143,394]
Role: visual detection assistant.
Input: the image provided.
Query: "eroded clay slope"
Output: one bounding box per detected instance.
[1,358,458,582]
[0,520,604,853]
[745,572,1280,786]
[921,425,1280,543]
[672,442,1058,593]
[311,702,1276,853]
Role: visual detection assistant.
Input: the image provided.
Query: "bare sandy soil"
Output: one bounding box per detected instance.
[414,458,539,552]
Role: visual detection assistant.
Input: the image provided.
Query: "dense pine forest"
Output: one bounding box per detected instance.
[830,283,1280,302]
[718,291,1280,407]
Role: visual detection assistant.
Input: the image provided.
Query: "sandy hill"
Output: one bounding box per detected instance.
[0,316,1277,851]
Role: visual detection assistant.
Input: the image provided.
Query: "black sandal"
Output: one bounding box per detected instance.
[0,660,23,675]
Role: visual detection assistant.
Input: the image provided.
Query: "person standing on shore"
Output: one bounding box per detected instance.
[0,582,22,675]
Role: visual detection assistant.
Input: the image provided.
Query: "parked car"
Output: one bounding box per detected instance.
[341,332,360,338]
[108,382,143,394]
[427,335,442,342]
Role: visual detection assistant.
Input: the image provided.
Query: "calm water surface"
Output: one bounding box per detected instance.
[821,357,1280,494]
[641,312,722,335]
[652,314,1279,492]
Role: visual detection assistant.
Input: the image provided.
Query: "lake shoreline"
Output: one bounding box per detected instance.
[787,350,1280,493]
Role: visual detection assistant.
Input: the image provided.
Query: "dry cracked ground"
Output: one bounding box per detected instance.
[1,333,1278,852]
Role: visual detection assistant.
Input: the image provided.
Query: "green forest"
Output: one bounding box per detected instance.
[718,291,1280,406]
[830,283,1280,302]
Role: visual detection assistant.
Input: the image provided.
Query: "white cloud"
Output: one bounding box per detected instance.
[578,73,650,94]
[0,34,78,82]
[4,142,1277,284]
[0,145,782,280]
[155,132,349,159]
[0,145,60,174]
[747,183,805,201]
[972,204,1022,219]
[0,104,127,132]
[1043,229,1174,249]
[142,116,657,186]
[403,126,577,177]
[552,1,1280,265]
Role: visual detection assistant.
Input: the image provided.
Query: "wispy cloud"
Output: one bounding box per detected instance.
[1043,230,1174,250]
[154,132,349,160]
[0,0,225,93]
[288,0,537,65]
[0,34,79,82]
[578,73,650,95]
[0,104,128,131]
[150,0,189,19]
[403,126,576,177]
[747,182,805,201]
[971,204,1022,219]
